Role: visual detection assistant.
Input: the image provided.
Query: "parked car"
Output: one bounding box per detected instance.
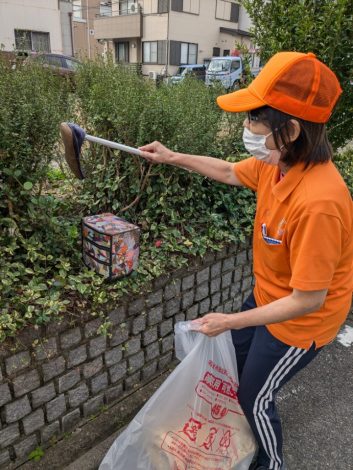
[205,56,260,90]
[169,64,207,84]
[25,52,81,77]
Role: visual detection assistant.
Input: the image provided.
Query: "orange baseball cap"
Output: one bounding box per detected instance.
[216,51,342,123]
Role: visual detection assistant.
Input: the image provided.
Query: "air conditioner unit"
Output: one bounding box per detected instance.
[149,71,157,80]
[130,3,137,13]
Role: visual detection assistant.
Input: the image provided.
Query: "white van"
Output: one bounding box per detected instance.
[205,56,244,90]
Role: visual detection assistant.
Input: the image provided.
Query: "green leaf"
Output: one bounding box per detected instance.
[23,182,33,190]
[28,447,44,461]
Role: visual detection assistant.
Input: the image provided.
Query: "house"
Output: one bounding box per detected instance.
[91,0,258,76]
[0,0,74,56]
[0,0,258,75]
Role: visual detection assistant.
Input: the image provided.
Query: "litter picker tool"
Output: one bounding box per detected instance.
[60,122,142,180]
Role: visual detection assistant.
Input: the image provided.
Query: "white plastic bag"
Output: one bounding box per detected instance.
[99,321,256,470]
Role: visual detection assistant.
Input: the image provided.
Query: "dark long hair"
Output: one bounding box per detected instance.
[249,106,333,169]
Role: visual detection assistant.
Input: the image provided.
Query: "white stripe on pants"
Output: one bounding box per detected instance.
[253,346,307,470]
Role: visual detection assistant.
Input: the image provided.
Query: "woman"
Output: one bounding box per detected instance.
[138,52,353,470]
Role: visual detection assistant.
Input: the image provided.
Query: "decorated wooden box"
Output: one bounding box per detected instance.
[82,213,140,280]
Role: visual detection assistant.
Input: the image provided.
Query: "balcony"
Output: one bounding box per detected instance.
[94,11,142,40]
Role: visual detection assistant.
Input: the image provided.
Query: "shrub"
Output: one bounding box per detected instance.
[0,59,256,341]
[72,60,256,286]
[0,59,81,338]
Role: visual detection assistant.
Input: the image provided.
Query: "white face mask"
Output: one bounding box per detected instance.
[242,127,272,159]
[242,127,282,165]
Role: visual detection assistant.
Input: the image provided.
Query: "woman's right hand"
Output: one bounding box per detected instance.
[138,141,174,164]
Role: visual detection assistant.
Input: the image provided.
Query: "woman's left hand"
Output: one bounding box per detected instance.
[192,313,231,337]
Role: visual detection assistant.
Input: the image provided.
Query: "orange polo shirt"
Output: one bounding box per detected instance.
[234,157,353,349]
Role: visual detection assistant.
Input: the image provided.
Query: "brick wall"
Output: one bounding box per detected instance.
[0,241,254,466]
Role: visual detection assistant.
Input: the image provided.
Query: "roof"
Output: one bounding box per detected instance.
[219,27,251,37]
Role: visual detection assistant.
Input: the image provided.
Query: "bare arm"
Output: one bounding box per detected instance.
[138,141,243,186]
[195,288,328,336]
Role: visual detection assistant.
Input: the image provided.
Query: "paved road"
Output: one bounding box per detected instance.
[278,319,353,470]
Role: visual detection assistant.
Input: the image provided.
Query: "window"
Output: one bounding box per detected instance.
[180,43,197,65]
[157,41,167,65]
[15,30,50,52]
[64,58,80,71]
[115,42,129,62]
[119,0,137,15]
[32,32,51,52]
[100,1,112,16]
[119,0,127,14]
[208,59,231,73]
[171,0,183,12]
[72,0,82,20]
[170,41,198,66]
[216,0,239,22]
[189,66,206,77]
[143,41,157,63]
[223,49,230,56]
[230,60,241,72]
[158,0,169,13]
[143,41,167,64]
[177,66,205,77]
[14,30,31,50]
[180,43,188,64]
[230,3,240,22]
[171,0,199,14]
[213,47,220,57]
[41,55,63,68]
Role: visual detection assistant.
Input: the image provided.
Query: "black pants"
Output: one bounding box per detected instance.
[231,292,322,470]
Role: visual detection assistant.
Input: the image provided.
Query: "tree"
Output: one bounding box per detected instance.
[242,0,353,148]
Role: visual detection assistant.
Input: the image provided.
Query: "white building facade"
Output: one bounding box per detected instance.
[0,0,73,55]
[94,0,258,76]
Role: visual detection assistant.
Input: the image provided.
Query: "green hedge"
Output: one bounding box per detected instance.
[0,58,352,342]
[0,59,255,341]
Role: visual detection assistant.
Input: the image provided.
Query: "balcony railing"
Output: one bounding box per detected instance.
[98,4,142,18]
[94,7,142,40]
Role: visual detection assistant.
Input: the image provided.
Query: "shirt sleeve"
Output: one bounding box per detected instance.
[233,157,263,191]
[288,211,343,291]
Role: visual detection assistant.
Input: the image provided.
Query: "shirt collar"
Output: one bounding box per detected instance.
[271,162,311,202]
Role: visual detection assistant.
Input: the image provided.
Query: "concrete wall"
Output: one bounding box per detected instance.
[0,0,63,53]
[0,241,254,467]
[143,13,168,40]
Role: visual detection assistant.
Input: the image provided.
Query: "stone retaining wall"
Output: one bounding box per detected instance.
[0,241,254,467]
